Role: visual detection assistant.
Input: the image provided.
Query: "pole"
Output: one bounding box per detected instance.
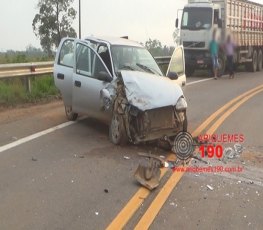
[79,0,81,39]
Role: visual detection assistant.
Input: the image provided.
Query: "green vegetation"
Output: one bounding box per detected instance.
[0,45,52,64]
[145,38,175,57]
[33,0,77,56]
[0,75,59,107]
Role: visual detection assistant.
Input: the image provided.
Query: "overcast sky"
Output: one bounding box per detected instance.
[0,0,262,51]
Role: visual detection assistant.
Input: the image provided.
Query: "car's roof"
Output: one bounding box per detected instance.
[84,35,143,48]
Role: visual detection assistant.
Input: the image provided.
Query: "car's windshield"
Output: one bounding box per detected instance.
[111,45,163,76]
[181,7,212,30]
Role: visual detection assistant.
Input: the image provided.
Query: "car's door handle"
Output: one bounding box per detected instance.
[74,80,81,87]
[57,73,64,80]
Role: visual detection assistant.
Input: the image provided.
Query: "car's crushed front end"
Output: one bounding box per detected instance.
[100,70,187,144]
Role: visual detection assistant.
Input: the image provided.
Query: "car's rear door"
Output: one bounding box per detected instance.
[54,38,74,106]
[72,40,113,122]
[166,46,186,87]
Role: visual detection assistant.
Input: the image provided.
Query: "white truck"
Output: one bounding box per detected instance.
[176,0,263,76]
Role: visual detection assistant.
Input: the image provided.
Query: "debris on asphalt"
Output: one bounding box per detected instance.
[206,185,214,191]
[104,189,109,193]
[234,143,244,155]
[169,202,177,207]
[123,156,130,160]
[95,212,99,216]
[71,180,74,183]
[159,155,165,159]
[12,136,18,140]
[31,157,38,161]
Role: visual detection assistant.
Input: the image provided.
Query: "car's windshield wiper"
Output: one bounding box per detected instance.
[136,63,160,75]
[119,65,136,71]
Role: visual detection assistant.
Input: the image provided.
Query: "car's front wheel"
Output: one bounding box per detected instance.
[65,106,78,121]
[183,111,188,132]
[109,113,128,145]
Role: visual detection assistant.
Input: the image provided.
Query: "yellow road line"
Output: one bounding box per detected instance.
[106,84,263,230]
[106,154,175,230]
[134,87,263,230]
[192,84,263,137]
[207,88,263,135]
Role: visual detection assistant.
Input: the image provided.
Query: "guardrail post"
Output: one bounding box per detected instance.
[24,76,31,93]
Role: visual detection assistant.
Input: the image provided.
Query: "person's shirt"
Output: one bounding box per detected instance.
[225,41,235,56]
[209,40,218,56]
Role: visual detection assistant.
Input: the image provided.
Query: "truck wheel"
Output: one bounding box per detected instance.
[186,67,195,77]
[248,50,258,72]
[218,54,226,77]
[109,113,128,145]
[257,50,262,71]
[65,106,78,121]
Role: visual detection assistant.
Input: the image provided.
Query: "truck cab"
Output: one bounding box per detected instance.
[177,0,224,76]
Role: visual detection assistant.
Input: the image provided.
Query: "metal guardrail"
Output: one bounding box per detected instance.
[154,56,171,66]
[0,61,54,93]
[0,58,171,92]
[0,61,53,79]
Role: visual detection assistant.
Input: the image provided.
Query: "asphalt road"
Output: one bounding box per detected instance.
[0,71,263,230]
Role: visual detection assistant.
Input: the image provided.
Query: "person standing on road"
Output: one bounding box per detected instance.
[209,30,219,80]
[224,35,235,79]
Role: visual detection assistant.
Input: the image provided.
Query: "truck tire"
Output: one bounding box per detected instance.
[65,106,78,121]
[248,50,258,72]
[186,67,195,77]
[109,113,128,145]
[258,50,262,71]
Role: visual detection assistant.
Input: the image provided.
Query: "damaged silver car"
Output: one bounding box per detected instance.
[54,36,187,145]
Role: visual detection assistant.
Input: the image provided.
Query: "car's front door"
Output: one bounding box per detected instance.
[54,38,74,107]
[72,40,113,122]
[166,46,186,87]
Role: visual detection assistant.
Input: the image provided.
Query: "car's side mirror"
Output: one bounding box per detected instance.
[218,19,222,28]
[167,71,178,80]
[98,71,112,82]
[175,18,179,28]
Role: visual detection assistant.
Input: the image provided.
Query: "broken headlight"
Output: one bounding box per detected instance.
[176,97,187,111]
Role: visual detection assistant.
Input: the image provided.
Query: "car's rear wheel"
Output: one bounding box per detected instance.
[65,106,78,121]
[109,113,128,145]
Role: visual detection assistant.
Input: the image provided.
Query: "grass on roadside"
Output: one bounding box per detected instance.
[0,75,59,107]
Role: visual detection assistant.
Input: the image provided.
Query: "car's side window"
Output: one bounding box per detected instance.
[58,40,74,67]
[76,43,111,80]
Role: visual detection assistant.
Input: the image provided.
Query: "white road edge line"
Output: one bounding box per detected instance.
[0,120,77,153]
[186,78,213,86]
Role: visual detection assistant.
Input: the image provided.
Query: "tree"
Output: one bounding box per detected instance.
[32,0,77,56]
[145,39,163,56]
[145,39,175,57]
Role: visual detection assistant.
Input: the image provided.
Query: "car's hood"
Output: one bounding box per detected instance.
[121,70,184,111]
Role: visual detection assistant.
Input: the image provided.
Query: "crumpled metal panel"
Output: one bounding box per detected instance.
[121,70,184,111]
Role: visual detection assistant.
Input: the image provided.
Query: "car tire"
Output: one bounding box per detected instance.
[109,113,128,145]
[65,106,78,121]
[183,111,188,132]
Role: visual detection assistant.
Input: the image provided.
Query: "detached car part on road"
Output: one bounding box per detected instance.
[54,36,187,145]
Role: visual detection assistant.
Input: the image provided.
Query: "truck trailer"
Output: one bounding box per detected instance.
[176,0,263,76]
